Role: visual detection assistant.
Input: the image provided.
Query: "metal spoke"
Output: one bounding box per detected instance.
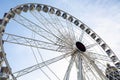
[1,3,119,80]
[82,53,108,80]
[76,53,83,80]
[3,33,66,52]
[33,41,61,80]
[63,55,75,80]
[82,56,102,80]
[86,43,98,49]
[30,11,72,46]
[48,13,68,40]
[86,51,111,61]
[82,67,90,80]
[13,52,72,78]
[13,14,69,46]
[30,46,52,80]
[52,13,74,45]
[53,14,69,37]
[82,59,96,80]
[79,30,85,42]
[65,19,76,44]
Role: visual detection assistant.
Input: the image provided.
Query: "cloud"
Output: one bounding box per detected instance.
[59,0,120,58]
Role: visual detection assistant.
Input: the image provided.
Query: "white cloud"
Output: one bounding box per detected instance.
[1,0,120,80]
[64,0,120,58]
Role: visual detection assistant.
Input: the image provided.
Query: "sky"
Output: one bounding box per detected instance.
[0,0,120,80]
[0,0,120,57]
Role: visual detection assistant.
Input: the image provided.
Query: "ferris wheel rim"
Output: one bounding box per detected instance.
[1,2,119,68]
[0,3,120,80]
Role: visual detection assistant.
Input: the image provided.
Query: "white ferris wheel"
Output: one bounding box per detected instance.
[0,3,120,80]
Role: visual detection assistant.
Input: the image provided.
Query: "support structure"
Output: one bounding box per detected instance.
[77,53,83,80]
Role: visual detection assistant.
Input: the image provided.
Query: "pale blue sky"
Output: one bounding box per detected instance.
[1,0,120,57]
[0,0,120,80]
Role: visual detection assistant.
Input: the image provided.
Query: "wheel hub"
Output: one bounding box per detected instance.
[76,41,86,52]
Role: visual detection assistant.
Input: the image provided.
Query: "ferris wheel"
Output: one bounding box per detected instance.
[0,3,120,80]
